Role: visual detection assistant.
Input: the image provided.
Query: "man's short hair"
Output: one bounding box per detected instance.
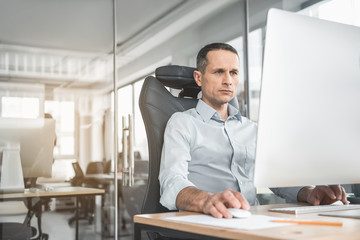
[196,43,239,74]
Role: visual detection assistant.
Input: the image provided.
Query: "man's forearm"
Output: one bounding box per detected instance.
[176,186,212,212]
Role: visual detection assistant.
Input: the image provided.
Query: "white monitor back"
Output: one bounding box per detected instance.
[254,9,360,188]
[0,118,55,181]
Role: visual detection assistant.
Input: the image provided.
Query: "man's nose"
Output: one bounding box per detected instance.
[223,72,233,85]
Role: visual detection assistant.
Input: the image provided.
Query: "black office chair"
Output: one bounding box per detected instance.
[139,65,199,239]
[0,222,37,240]
[0,198,46,240]
[139,65,239,239]
[139,65,200,216]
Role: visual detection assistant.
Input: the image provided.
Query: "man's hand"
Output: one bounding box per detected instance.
[176,187,250,218]
[298,185,348,205]
[202,189,250,218]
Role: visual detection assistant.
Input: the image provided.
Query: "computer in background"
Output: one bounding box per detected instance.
[0,118,55,193]
[254,9,360,213]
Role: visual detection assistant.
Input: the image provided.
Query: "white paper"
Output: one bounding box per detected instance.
[166,214,294,230]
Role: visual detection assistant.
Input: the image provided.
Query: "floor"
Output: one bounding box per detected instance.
[40,210,134,240]
[0,199,140,240]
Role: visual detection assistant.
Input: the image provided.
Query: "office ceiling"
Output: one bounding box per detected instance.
[2,0,311,91]
[0,0,221,91]
[0,0,184,52]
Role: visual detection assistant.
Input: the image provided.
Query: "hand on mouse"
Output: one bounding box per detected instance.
[176,187,250,219]
[202,189,250,219]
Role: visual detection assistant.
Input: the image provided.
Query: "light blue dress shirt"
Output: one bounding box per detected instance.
[159,99,301,210]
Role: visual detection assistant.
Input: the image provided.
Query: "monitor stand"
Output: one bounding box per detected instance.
[0,145,25,193]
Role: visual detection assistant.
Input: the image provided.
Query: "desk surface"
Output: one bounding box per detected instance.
[85,173,147,182]
[86,173,122,180]
[0,186,104,200]
[134,204,360,240]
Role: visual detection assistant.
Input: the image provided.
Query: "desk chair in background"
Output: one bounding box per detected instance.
[69,162,101,225]
[139,65,239,239]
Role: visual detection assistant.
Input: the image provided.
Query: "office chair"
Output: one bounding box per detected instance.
[139,65,239,239]
[68,162,95,225]
[139,65,200,216]
[0,198,48,240]
[139,65,200,239]
[0,222,37,240]
[85,161,104,175]
[103,160,112,174]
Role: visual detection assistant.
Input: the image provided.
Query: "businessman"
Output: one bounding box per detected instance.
[159,42,347,219]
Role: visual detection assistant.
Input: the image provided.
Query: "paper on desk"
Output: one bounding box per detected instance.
[166,214,294,230]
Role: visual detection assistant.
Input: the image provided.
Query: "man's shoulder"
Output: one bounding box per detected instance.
[241,116,257,126]
[167,108,197,128]
[170,108,197,120]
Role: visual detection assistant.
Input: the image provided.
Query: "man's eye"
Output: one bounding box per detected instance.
[231,71,238,76]
[215,70,223,74]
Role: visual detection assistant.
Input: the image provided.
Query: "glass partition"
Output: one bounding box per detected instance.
[0,1,114,239]
[0,0,258,238]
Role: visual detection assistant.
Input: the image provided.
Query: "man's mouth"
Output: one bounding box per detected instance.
[219,89,233,94]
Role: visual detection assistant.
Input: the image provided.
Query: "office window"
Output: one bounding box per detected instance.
[228,28,262,121]
[118,85,133,154]
[1,96,39,119]
[118,85,133,119]
[117,79,149,160]
[45,100,75,157]
[299,0,360,27]
[134,80,148,159]
[241,0,360,122]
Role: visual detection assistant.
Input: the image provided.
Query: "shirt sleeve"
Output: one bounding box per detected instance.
[159,113,196,210]
[270,186,303,203]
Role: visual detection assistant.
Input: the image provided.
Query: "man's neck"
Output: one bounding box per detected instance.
[202,99,228,121]
[218,109,228,121]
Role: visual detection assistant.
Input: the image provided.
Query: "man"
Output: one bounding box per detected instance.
[159,43,347,219]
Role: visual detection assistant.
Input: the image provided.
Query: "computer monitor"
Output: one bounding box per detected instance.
[0,118,55,193]
[254,9,360,188]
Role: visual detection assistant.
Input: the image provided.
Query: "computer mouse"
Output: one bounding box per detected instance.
[227,208,252,218]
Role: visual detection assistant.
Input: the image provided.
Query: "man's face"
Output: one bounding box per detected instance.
[194,49,240,110]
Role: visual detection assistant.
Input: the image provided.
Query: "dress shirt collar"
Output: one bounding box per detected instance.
[196,99,242,123]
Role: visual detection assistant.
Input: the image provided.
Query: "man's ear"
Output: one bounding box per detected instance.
[193,70,202,87]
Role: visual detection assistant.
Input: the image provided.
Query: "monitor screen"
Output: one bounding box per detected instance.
[0,118,55,192]
[254,9,360,188]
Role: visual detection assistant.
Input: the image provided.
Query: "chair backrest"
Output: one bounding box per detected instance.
[71,162,84,186]
[139,65,199,214]
[139,65,239,214]
[103,160,112,174]
[86,161,104,175]
[72,162,84,178]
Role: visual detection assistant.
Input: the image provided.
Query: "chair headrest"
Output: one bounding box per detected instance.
[155,65,201,98]
[155,65,199,89]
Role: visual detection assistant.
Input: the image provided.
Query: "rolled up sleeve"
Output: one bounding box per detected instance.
[159,113,195,210]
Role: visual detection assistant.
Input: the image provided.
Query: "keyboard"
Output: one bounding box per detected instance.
[269,204,360,214]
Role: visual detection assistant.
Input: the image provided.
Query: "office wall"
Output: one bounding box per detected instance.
[116,0,245,86]
[116,0,308,86]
